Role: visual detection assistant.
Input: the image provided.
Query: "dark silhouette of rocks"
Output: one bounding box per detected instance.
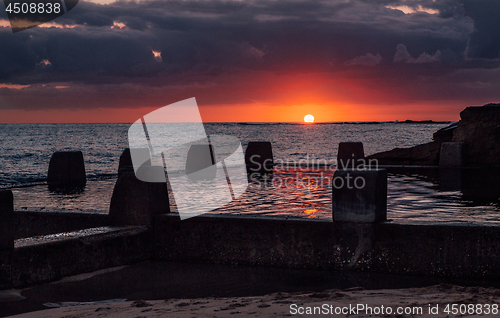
[365,140,442,166]
[452,103,500,166]
[433,122,459,144]
[367,103,500,167]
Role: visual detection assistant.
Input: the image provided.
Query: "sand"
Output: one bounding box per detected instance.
[9,284,500,317]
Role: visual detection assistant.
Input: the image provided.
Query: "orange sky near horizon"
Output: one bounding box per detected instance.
[0,70,470,123]
[0,101,462,124]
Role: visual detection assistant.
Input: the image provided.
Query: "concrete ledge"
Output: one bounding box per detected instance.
[10,226,151,288]
[154,214,500,279]
[13,211,110,239]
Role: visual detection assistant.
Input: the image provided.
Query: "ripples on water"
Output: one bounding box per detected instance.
[4,122,500,225]
[12,167,500,226]
[0,122,447,187]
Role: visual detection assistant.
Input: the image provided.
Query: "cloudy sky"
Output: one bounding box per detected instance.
[1,0,499,122]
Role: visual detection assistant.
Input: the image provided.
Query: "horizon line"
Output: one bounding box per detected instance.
[0,120,456,124]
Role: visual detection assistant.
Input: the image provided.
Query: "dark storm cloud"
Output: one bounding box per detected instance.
[365,0,500,59]
[463,0,500,59]
[0,0,476,84]
[0,0,499,111]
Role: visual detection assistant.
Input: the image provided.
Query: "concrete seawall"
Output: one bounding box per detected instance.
[3,210,500,289]
[12,226,151,287]
[154,214,500,279]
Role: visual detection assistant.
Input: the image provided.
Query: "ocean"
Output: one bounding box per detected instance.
[2,122,500,225]
[0,122,447,187]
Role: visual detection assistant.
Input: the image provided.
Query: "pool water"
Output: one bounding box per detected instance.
[11,167,500,226]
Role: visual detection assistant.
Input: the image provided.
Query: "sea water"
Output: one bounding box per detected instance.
[0,122,447,187]
[2,122,500,225]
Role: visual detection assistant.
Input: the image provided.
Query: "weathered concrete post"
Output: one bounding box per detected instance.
[245,142,274,178]
[118,148,133,176]
[439,142,464,168]
[47,151,86,192]
[337,142,365,170]
[0,190,13,289]
[185,144,216,180]
[332,169,387,222]
[118,148,151,177]
[109,169,170,226]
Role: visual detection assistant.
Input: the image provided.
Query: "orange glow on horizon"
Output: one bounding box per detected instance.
[0,70,468,123]
[0,102,461,123]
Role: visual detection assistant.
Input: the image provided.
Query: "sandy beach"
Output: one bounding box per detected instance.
[9,284,500,318]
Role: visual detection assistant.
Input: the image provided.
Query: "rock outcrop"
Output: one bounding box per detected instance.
[452,103,500,166]
[366,123,457,165]
[367,103,500,167]
[365,141,442,166]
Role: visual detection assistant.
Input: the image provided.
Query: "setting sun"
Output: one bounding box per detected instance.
[304,114,315,123]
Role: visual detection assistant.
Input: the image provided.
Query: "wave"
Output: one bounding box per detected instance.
[0,172,117,189]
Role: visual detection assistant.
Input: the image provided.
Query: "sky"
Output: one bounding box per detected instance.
[1,0,500,123]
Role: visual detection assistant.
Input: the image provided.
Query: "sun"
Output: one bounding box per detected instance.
[304,114,315,123]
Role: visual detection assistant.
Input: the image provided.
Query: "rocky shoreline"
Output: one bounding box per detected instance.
[367,103,500,167]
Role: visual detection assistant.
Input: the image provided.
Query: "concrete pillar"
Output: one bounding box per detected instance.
[337,142,365,170]
[47,151,86,192]
[439,142,464,168]
[118,148,133,175]
[0,190,13,250]
[185,144,216,180]
[109,170,170,226]
[332,169,387,222]
[245,142,273,178]
[0,190,13,289]
[118,148,151,177]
